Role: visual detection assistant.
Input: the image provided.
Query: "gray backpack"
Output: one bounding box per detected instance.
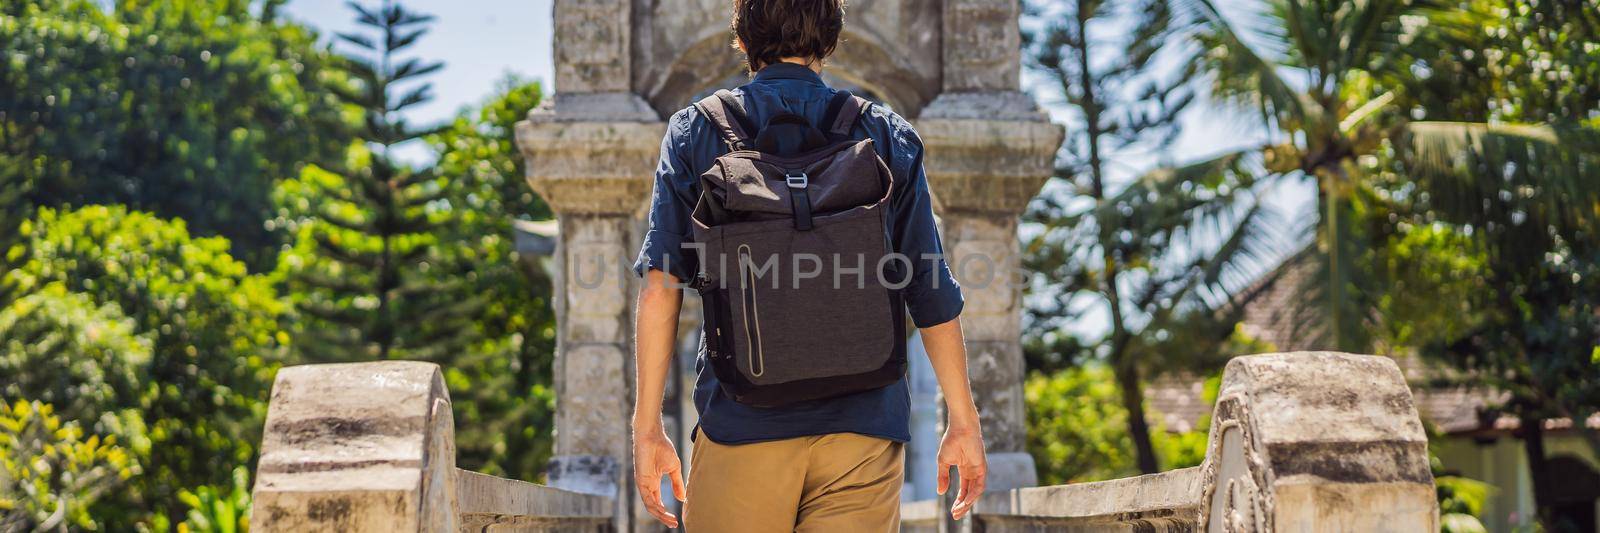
[688,89,908,407]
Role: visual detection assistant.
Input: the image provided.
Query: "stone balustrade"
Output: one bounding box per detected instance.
[902,467,1206,532]
[249,362,612,533]
[249,352,1435,532]
[903,351,1439,532]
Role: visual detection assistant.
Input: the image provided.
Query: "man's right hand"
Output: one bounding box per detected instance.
[632,424,686,528]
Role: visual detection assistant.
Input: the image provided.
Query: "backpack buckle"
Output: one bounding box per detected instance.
[785,172,808,189]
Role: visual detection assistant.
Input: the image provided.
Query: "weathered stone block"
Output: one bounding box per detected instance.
[941,0,1023,93]
[553,344,631,458]
[1198,351,1436,532]
[252,362,620,532]
[917,117,1063,215]
[555,0,633,94]
[962,340,1027,454]
[942,215,1021,325]
[251,362,457,533]
[627,0,944,116]
[458,469,614,531]
[545,455,622,498]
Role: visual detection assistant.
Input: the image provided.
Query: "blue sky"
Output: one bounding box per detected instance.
[280,1,556,128]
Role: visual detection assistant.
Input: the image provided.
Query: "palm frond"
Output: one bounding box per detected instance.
[1180,0,1308,125]
[1404,121,1600,228]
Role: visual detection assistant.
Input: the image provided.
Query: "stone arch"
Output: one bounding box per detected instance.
[824,27,939,115]
[638,31,745,117]
[639,27,937,118]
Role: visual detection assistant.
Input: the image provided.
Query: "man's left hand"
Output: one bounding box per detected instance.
[936,424,987,520]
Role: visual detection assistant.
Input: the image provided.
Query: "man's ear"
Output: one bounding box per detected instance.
[734,37,746,54]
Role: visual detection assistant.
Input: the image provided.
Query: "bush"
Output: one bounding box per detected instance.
[1025,364,1212,484]
[6,205,283,522]
[0,399,137,531]
[0,285,150,433]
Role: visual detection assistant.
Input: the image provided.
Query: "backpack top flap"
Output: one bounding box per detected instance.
[692,88,867,151]
[689,90,890,229]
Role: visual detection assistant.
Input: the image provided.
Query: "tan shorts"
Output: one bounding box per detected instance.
[683,430,904,533]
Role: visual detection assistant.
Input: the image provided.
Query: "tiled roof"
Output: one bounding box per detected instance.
[1145,374,1208,433]
[1232,248,1328,352]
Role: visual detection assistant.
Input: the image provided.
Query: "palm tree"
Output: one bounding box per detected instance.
[1174,0,1599,351]
[1179,0,1600,527]
[1023,0,1283,474]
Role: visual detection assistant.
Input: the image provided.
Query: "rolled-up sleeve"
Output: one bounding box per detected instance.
[633,108,701,282]
[883,113,964,328]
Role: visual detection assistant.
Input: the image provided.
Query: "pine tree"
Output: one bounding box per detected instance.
[277,0,476,362]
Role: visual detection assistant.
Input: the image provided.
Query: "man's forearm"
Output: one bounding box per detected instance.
[633,270,683,431]
[921,318,981,430]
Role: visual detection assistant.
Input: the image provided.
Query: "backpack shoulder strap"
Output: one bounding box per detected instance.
[693,89,758,150]
[820,91,870,139]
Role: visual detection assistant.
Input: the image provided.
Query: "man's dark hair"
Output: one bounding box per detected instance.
[731,0,845,72]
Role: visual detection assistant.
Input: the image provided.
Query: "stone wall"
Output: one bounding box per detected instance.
[902,352,1439,533]
[248,352,1437,532]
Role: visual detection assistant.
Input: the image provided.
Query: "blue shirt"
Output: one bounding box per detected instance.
[633,62,964,444]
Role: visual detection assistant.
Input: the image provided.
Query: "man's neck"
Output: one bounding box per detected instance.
[775,57,823,74]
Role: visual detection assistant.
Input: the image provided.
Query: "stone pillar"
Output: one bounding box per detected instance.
[517,4,664,529]
[916,0,1063,496]
[516,117,661,531]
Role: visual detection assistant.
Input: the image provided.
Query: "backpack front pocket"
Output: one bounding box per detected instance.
[711,207,901,389]
[736,244,766,378]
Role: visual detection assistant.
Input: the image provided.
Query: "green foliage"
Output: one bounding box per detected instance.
[0,161,28,305]
[0,0,351,266]
[1433,443,1492,533]
[1025,365,1210,484]
[270,11,557,481]
[274,1,478,363]
[7,205,282,523]
[433,76,552,223]
[1371,224,1487,351]
[1390,4,1600,456]
[1437,474,1491,533]
[1186,0,1599,525]
[1184,0,1600,354]
[1026,365,1140,484]
[176,466,252,533]
[429,77,557,481]
[0,399,137,532]
[0,0,562,524]
[1402,0,1600,128]
[0,285,150,441]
